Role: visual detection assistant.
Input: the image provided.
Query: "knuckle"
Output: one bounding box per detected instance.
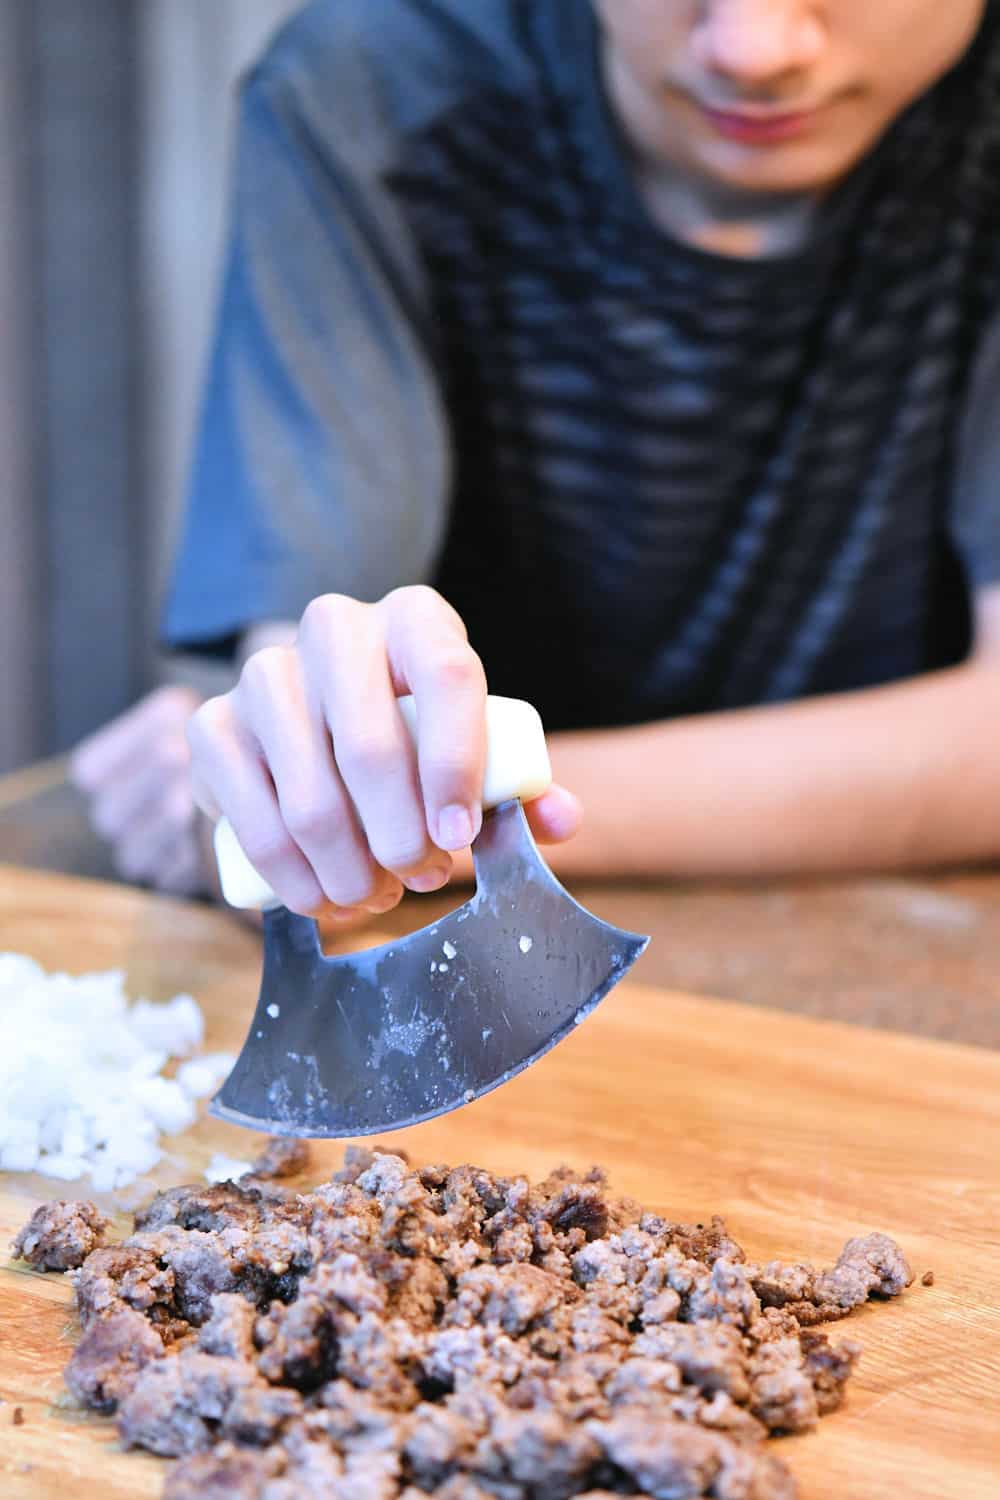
[188,694,231,748]
[430,644,486,694]
[280,789,345,844]
[239,826,298,872]
[300,592,360,639]
[334,729,399,783]
[369,831,430,875]
[384,583,441,612]
[386,584,467,637]
[238,645,291,699]
[152,683,200,724]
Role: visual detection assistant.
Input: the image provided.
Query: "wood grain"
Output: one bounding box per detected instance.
[0,864,998,1499]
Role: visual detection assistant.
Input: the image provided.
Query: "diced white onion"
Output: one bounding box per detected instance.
[0,952,220,1191]
[204,1153,253,1185]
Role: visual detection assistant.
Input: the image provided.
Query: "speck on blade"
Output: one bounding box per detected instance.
[266,1003,280,1018]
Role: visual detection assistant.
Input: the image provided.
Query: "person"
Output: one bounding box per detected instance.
[73,0,1000,921]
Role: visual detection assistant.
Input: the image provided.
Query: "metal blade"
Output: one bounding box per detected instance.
[210,799,648,1136]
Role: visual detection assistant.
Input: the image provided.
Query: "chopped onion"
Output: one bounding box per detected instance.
[0,952,229,1191]
[176,1051,237,1100]
[204,1152,253,1185]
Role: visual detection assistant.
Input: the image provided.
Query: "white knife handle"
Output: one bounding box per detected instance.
[214,693,552,911]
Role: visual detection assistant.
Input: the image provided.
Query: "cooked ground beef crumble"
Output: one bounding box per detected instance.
[12,1144,912,1498]
[12,1199,111,1271]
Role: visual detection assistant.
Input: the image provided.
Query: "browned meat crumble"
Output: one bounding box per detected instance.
[13,1146,912,1499]
[11,1199,111,1271]
[250,1137,314,1181]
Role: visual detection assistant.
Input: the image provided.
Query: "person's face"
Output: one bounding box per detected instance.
[597,0,987,197]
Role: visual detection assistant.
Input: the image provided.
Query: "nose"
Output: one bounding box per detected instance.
[691,0,826,89]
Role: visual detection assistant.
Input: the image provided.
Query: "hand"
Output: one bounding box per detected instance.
[187,587,582,918]
[70,685,208,897]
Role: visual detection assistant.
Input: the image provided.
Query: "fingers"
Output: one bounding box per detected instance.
[185,586,579,921]
[299,595,449,893]
[90,754,189,844]
[71,685,200,793]
[112,816,194,887]
[72,685,208,896]
[233,642,404,914]
[383,586,488,854]
[153,838,206,898]
[523,784,583,845]
[188,691,335,917]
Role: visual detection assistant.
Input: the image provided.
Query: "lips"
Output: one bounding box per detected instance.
[698,104,818,145]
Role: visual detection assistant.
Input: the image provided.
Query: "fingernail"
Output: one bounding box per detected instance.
[363,890,401,915]
[406,865,450,894]
[436,804,476,851]
[317,903,365,924]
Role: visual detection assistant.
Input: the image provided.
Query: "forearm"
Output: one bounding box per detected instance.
[543,660,1000,880]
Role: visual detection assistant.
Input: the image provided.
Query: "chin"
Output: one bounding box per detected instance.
[693,136,869,198]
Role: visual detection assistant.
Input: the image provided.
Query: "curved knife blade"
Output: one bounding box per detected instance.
[210,799,648,1136]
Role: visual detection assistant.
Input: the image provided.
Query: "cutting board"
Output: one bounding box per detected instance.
[0,864,997,1499]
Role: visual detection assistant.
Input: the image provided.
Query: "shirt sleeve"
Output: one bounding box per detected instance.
[951,310,1000,592]
[161,51,451,656]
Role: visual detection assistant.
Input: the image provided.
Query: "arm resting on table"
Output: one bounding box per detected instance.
[544,585,1000,880]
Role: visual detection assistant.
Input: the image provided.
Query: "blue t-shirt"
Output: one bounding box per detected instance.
[164,0,1000,730]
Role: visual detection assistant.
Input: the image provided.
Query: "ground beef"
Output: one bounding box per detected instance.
[632,1323,749,1403]
[798,1331,861,1416]
[231,1219,315,1307]
[11,1199,111,1271]
[70,1243,177,1329]
[197,1292,259,1359]
[747,1339,818,1433]
[64,1306,164,1412]
[249,1137,313,1180]
[163,1443,286,1500]
[750,1233,913,1327]
[128,1225,245,1323]
[17,1153,911,1498]
[588,1411,798,1500]
[135,1181,266,1235]
[118,1348,300,1456]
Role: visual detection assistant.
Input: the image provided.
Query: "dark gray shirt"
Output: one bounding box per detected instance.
[164,0,1000,729]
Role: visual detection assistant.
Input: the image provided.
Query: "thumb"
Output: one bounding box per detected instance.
[523,784,583,846]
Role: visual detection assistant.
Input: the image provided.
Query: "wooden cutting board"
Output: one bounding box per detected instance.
[0,864,997,1499]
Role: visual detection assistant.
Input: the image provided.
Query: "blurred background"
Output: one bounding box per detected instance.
[0,0,301,776]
